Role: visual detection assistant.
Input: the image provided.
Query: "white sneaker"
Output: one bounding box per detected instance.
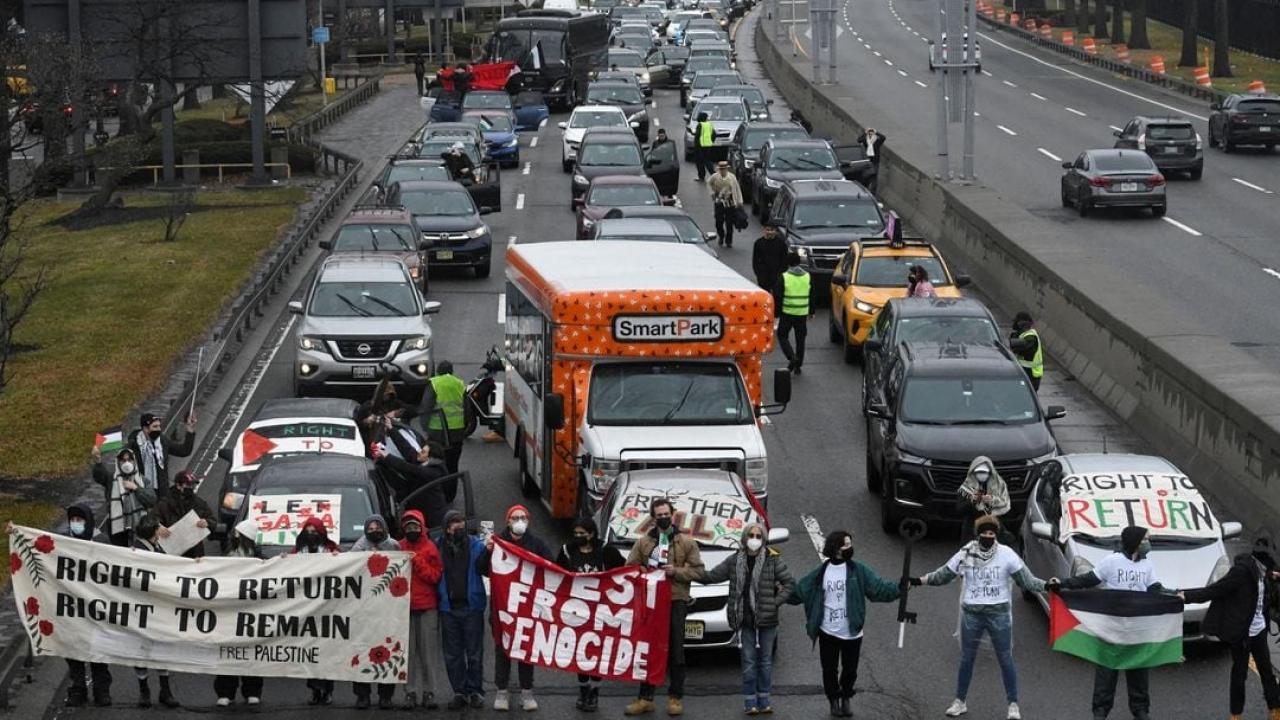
[521,690,539,711]
[494,689,510,711]
[216,697,231,707]
[246,697,260,706]
[945,699,968,717]
[1007,702,1021,720]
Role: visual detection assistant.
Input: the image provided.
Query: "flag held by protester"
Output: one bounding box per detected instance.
[95,426,123,454]
[1049,589,1183,669]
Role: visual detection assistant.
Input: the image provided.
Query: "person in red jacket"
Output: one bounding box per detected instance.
[400,510,445,709]
[292,515,340,705]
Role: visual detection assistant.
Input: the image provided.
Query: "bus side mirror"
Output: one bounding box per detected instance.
[773,368,791,405]
[545,393,566,430]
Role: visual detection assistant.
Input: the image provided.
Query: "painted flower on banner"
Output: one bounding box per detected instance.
[389,577,409,598]
[351,654,359,667]
[399,671,407,681]
[9,553,20,574]
[368,645,391,665]
[38,620,53,637]
[725,518,744,530]
[367,553,390,577]
[33,535,54,553]
[356,638,407,680]
[24,597,38,617]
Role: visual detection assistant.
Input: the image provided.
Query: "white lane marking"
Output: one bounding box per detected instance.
[508,235,518,247]
[915,80,928,88]
[913,30,921,37]
[522,162,531,175]
[497,293,506,324]
[516,193,526,210]
[530,137,538,147]
[978,31,1210,121]
[1003,79,1017,88]
[997,125,1018,136]
[800,514,826,560]
[1065,107,1088,117]
[1109,125,1124,132]
[653,117,661,127]
[539,118,547,128]
[898,69,909,77]
[1037,148,1063,162]
[884,59,894,66]
[1030,92,1047,101]
[864,43,872,49]
[1162,217,1203,236]
[1265,268,1280,280]
[873,51,882,57]
[974,111,981,117]
[981,69,993,77]
[1232,177,1274,194]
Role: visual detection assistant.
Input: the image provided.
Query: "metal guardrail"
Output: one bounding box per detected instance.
[94,162,293,185]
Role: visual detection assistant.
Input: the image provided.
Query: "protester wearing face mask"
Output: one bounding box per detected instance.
[484,505,552,711]
[913,516,1055,720]
[956,456,1011,543]
[58,505,113,707]
[348,515,402,708]
[292,515,340,705]
[91,447,155,547]
[398,510,444,710]
[1057,525,1174,720]
[435,510,488,710]
[695,522,795,714]
[131,514,181,709]
[150,470,213,558]
[786,530,899,717]
[126,411,196,495]
[556,517,626,712]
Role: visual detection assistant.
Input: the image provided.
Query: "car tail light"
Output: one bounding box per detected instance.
[1231,115,1248,124]
[1136,132,1146,150]
[1147,174,1166,187]
[1195,132,1203,150]
[1089,176,1110,187]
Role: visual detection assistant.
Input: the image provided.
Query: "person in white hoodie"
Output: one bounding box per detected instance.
[955,456,1010,543]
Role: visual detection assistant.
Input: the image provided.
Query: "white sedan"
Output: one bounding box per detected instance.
[559,105,632,173]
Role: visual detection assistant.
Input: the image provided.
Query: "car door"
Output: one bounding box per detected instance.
[646,54,671,87]
[1069,153,1088,202]
[644,141,680,197]
[833,143,876,187]
[863,303,894,408]
[1114,120,1140,149]
[1022,461,1068,581]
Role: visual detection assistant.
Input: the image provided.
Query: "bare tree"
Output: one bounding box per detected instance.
[1211,0,1231,77]
[0,188,47,394]
[1111,0,1126,44]
[160,188,194,242]
[1094,0,1108,39]
[1179,0,1200,67]
[1128,0,1150,49]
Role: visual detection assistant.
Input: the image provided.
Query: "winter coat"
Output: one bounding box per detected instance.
[127,427,195,495]
[752,233,788,290]
[153,485,215,558]
[62,504,109,543]
[556,539,626,574]
[350,514,401,552]
[1184,552,1277,645]
[493,528,553,562]
[94,454,153,539]
[435,532,487,612]
[698,547,794,629]
[627,527,704,602]
[377,454,450,529]
[709,171,743,207]
[955,455,1011,518]
[786,559,900,643]
[399,510,444,611]
[292,515,341,554]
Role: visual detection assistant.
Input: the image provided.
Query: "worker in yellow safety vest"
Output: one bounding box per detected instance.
[1009,311,1043,392]
[776,251,813,375]
[694,111,714,182]
[420,360,468,500]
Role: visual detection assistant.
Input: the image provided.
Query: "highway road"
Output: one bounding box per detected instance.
[30,16,1271,720]
[788,0,1280,372]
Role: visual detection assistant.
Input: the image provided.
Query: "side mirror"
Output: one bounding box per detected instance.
[1030,521,1055,541]
[831,273,848,287]
[423,300,443,315]
[766,98,774,104]
[772,367,792,405]
[480,206,495,215]
[573,196,585,208]
[287,300,304,314]
[662,196,677,206]
[867,403,892,419]
[1061,161,1073,169]
[1112,130,1122,137]
[558,121,568,130]
[683,113,690,122]
[1046,405,1067,420]
[544,393,566,430]
[646,157,661,167]
[864,339,882,353]
[1222,521,1244,540]
[318,240,332,250]
[418,239,432,250]
[705,231,717,242]
[766,527,790,544]
[1210,102,1222,111]
[954,274,972,288]
[630,121,640,128]
[217,447,234,463]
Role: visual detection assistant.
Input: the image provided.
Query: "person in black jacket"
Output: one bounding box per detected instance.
[1182,537,1280,720]
[752,222,788,295]
[374,441,451,529]
[127,412,196,496]
[483,505,553,712]
[152,470,215,558]
[556,517,626,712]
[132,514,180,708]
[57,505,114,706]
[413,53,427,96]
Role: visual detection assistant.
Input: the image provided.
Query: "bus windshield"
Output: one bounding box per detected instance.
[589,362,753,425]
[488,28,566,65]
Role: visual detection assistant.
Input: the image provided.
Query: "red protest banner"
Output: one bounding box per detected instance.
[489,538,671,685]
[468,62,519,91]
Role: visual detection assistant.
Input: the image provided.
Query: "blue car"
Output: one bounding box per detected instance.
[463,110,521,168]
[513,91,550,131]
[427,88,462,123]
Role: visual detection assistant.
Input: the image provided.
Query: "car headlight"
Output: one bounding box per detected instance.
[589,457,622,492]
[896,448,929,466]
[641,71,651,82]
[1209,554,1231,584]
[465,224,488,239]
[221,491,245,511]
[743,158,756,168]
[402,335,430,351]
[745,458,768,493]
[574,174,588,185]
[503,138,518,148]
[792,245,809,258]
[1070,555,1095,576]
[853,298,878,314]
[551,78,567,92]
[764,176,782,189]
[298,335,328,353]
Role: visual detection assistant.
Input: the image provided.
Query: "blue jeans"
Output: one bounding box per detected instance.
[441,609,485,697]
[956,607,1017,703]
[740,625,777,708]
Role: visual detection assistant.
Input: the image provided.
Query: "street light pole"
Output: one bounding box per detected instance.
[928,0,980,181]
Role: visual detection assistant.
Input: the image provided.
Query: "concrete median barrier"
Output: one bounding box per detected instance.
[754,20,1280,532]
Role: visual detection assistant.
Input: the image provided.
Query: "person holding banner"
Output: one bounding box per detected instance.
[786,530,900,718]
[214,519,265,707]
[695,522,795,715]
[293,516,341,705]
[436,509,488,710]
[130,514,181,709]
[484,505,553,711]
[57,505,114,707]
[555,517,627,713]
[399,510,444,710]
[624,498,704,717]
[152,470,214,558]
[351,515,402,709]
[127,411,196,495]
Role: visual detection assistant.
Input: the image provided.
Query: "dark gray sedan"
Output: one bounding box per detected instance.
[1060,149,1166,217]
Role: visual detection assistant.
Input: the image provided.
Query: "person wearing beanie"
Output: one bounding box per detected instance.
[1057,525,1173,720]
[913,515,1056,720]
[483,505,552,711]
[126,411,196,495]
[1182,535,1280,720]
[435,510,488,710]
[1008,311,1043,392]
[556,517,626,712]
[152,470,214,558]
[399,510,444,709]
[785,530,898,717]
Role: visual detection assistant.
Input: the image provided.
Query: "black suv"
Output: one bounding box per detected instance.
[767,179,885,282]
[864,341,1064,534]
[1113,115,1203,179]
[727,122,810,200]
[1208,93,1280,153]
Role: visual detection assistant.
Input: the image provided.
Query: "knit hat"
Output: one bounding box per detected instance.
[506,504,530,524]
[1121,525,1148,556]
[443,509,465,526]
[974,514,1001,535]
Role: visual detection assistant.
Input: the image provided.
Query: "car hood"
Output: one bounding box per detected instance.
[584,423,764,458]
[846,285,962,306]
[412,215,483,233]
[896,421,1055,463]
[790,226,885,246]
[329,249,421,270]
[299,314,430,338]
[1071,541,1227,597]
[483,130,516,145]
[766,168,843,183]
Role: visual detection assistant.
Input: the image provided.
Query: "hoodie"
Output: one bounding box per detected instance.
[63,504,108,543]
[956,455,1010,518]
[351,514,401,552]
[292,516,341,554]
[398,510,444,610]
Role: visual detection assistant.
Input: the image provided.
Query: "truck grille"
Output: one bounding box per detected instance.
[687,594,726,614]
[622,459,744,475]
[333,339,394,360]
[927,461,1031,494]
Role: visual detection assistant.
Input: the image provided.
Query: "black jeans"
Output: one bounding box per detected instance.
[640,600,687,699]
[1230,631,1280,714]
[695,146,713,179]
[66,659,111,697]
[214,675,263,701]
[1092,665,1149,718]
[817,631,862,700]
[353,681,395,700]
[777,315,808,368]
[495,649,535,691]
[714,203,736,247]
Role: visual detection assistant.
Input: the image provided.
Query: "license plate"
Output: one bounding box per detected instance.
[351,365,378,379]
[435,250,454,260]
[1162,146,1179,154]
[683,621,704,641]
[1262,126,1272,132]
[1120,182,1138,192]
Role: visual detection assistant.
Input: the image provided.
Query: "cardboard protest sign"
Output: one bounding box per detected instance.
[1057,472,1220,543]
[607,488,762,549]
[488,538,672,685]
[246,494,341,547]
[8,525,411,681]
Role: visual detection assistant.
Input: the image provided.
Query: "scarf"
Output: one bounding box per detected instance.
[958,539,999,570]
[107,472,144,537]
[735,549,764,627]
[136,430,165,486]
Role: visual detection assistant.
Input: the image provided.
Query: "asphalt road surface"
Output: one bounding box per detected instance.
[27,16,1273,720]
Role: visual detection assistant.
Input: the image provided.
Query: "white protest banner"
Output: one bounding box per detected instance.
[607,487,762,549]
[247,494,341,547]
[8,525,411,682]
[1056,472,1220,543]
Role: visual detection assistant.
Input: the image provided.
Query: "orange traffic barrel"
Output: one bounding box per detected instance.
[1247,79,1267,94]
[1040,24,1053,39]
[1114,44,1130,63]
[1193,66,1211,87]
[1082,36,1097,55]
[995,7,1005,22]
[1009,12,1020,25]
[1149,55,1165,74]
[1061,30,1075,46]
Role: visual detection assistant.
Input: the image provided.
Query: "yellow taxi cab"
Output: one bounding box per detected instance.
[827,234,969,363]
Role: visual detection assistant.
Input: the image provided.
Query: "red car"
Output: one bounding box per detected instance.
[574,175,665,239]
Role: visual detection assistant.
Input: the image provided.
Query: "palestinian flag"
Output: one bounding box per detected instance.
[94,426,124,454]
[1050,589,1184,670]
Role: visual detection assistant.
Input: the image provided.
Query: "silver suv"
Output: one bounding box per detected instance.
[290,256,441,397]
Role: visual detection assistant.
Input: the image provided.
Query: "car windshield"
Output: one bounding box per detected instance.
[894,316,1000,345]
[571,110,627,129]
[768,146,837,170]
[250,484,374,544]
[1147,124,1193,140]
[420,141,481,163]
[744,127,808,152]
[332,224,415,252]
[686,58,731,73]
[309,281,417,318]
[699,102,746,121]
[662,46,691,60]
[610,52,644,69]
[581,142,643,166]
[793,198,884,230]
[1239,99,1280,114]
[400,189,477,216]
[715,88,764,106]
[649,215,704,243]
[605,488,759,549]
[589,361,752,425]
[900,377,1040,424]
[693,73,733,89]
[856,255,948,287]
[469,114,514,133]
[462,93,513,110]
[387,164,451,183]
[587,86,643,104]
[588,184,660,206]
[1093,153,1155,172]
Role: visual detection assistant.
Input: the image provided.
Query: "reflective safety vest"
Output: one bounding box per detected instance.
[1017,328,1043,378]
[427,373,466,431]
[781,270,811,316]
[698,121,714,148]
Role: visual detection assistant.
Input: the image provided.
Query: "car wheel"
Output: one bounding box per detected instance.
[1151,203,1167,218]
[828,314,841,343]
[475,257,491,279]
[562,158,572,173]
[843,332,862,365]
[1077,197,1090,217]
[1189,166,1203,181]
[1060,187,1071,207]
